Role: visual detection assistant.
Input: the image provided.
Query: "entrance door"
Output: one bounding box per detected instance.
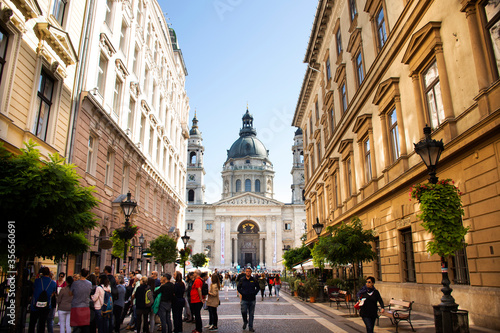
[245,253,253,266]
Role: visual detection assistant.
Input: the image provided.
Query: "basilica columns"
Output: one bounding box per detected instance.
[259,237,265,266]
[232,237,237,266]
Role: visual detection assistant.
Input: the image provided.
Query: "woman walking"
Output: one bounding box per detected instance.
[257,274,267,301]
[267,274,274,297]
[274,274,282,301]
[223,273,231,300]
[172,272,185,333]
[57,276,73,333]
[206,274,220,331]
[357,276,385,333]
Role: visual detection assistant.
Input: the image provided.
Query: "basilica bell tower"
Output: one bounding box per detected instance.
[186,112,205,204]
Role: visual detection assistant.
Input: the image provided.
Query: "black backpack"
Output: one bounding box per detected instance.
[35,279,50,308]
[201,281,208,296]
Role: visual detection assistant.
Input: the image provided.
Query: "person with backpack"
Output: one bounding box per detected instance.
[147,278,157,333]
[206,273,220,331]
[155,273,175,333]
[257,273,267,301]
[28,267,57,333]
[92,274,113,333]
[132,276,151,333]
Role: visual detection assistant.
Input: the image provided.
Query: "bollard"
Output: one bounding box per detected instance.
[451,310,469,333]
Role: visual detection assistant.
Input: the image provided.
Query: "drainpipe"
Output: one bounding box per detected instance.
[65,0,96,162]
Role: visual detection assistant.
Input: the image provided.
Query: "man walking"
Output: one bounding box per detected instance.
[237,268,259,332]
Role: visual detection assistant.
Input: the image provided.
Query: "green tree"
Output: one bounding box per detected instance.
[312,217,376,289]
[178,247,191,268]
[191,253,208,268]
[282,245,311,271]
[0,141,99,332]
[150,235,178,268]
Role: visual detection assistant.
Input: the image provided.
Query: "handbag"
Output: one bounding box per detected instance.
[354,298,366,310]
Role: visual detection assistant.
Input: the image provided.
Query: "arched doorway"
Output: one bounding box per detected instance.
[237,221,259,267]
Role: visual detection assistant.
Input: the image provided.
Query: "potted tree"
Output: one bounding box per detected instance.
[305,278,319,303]
[293,279,302,297]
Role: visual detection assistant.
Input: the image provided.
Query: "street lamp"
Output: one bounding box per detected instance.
[120,191,137,266]
[181,230,190,278]
[312,218,324,237]
[414,125,444,184]
[414,126,457,332]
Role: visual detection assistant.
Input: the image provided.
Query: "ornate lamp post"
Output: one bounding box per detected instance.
[414,126,457,332]
[119,191,137,267]
[312,217,324,238]
[181,230,190,278]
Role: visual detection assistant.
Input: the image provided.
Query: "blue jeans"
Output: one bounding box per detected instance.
[158,301,172,333]
[362,316,376,333]
[240,300,256,329]
[47,307,55,333]
[275,285,281,297]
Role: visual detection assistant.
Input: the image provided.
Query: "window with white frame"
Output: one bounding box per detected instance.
[187,222,193,230]
[0,27,8,87]
[86,135,97,175]
[105,150,114,186]
[122,163,129,193]
[156,138,161,165]
[97,54,107,95]
[135,174,141,204]
[388,108,400,161]
[284,222,292,230]
[105,0,113,27]
[148,126,154,156]
[52,0,67,26]
[32,70,55,141]
[206,223,212,231]
[112,76,122,115]
[127,98,135,133]
[139,115,146,146]
[132,46,139,74]
[119,20,128,53]
[423,60,445,129]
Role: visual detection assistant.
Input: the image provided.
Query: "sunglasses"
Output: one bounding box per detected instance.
[366,281,373,283]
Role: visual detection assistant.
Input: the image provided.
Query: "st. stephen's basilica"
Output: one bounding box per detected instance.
[185,109,306,271]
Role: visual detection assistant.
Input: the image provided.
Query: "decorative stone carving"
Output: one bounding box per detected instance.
[115,59,130,80]
[396,217,411,229]
[130,82,140,98]
[99,32,116,58]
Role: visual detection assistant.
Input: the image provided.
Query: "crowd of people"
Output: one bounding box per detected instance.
[25,265,284,333]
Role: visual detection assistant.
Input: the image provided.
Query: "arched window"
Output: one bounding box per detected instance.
[255,179,261,192]
[300,151,304,164]
[188,189,194,202]
[245,179,251,192]
[236,179,241,192]
[302,190,305,201]
[189,152,197,164]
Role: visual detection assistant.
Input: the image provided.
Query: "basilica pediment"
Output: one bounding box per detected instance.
[214,193,283,206]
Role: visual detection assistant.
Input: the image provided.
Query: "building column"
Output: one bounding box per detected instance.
[259,237,264,266]
[232,237,236,266]
[411,73,426,135]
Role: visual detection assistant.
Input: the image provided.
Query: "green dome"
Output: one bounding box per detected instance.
[226,108,268,161]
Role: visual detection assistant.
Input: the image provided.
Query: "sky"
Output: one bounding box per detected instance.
[160,1,318,203]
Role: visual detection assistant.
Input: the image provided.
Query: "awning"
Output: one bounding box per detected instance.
[292,259,333,270]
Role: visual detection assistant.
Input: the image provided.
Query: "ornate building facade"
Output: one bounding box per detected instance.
[185,110,306,270]
[293,0,500,329]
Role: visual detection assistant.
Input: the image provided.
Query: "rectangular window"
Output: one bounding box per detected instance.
[206,223,212,230]
[333,172,338,208]
[347,158,352,197]
[86,135,95,174]
[153,190,157,215]
[315,100,319,120]
[119,21,127,52]
[135,175,141,204]
[148,127,154,157]
[341,82,347,113]
[144,183,150,211]
[105,150,114,186]
[349,0,358,22]
[33,70,55,141]
[374,237,382,281]
[388,108,400,161]
[133,47,139,74]
[336,29,342,56]
[105,0,113,26]
[376,6,387,49]
[326,57,331,81]
[127,99,135,133]
[316,142,321,164]
[356,51,364,85]
[122,164,129,193]
[112,77,122,115]
[97,55,107,94]
[309,116,313,135]
[285,223,292,230]
[401,228,416,283]
[423,60,445,129]
[140,115,146,146]
[52,0,67,26]
[484,2,500,75]
[364,138,372,181]
[452,243,470,285]
[163,148,168,172]
[0,27,8,86]
[156,138,161,165]
[330,107,335,134]
[187,222,193,231]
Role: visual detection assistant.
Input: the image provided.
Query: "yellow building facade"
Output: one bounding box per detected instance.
[293,0,500,329]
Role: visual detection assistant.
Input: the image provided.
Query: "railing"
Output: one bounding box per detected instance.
[222,165,274,171]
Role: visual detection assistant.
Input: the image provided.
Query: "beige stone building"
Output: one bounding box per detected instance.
[293,0,500,329]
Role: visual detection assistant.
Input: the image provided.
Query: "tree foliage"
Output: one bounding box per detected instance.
[311,217,376,269]
[178,247,191,268]
[0,141,99,262]
[410,179,468,257]
[191,253,208,268]
[149,235,178,266]
[282,245,311,270]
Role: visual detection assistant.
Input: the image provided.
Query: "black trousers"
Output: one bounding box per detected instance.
[28,308,50,333]
[113,305,123,333]
[260,289,265,298]
[172,303,183,333]
[208,306,218,327]
[135,308,150,333]
[190,302,203,332]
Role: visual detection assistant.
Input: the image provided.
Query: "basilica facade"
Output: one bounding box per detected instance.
[185,110,306,270]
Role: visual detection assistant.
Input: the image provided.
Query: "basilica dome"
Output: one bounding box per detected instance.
[226,109,269,161]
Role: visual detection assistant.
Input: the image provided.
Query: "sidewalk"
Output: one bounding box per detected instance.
[283,290,498,333]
